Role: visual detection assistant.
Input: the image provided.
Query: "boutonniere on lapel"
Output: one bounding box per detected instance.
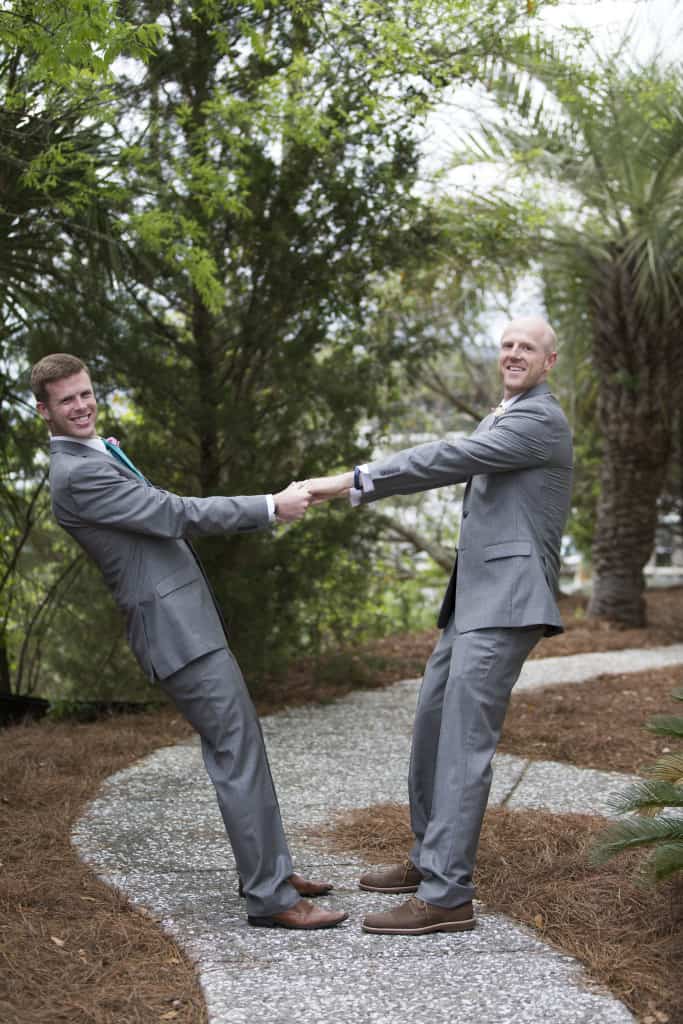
[491,403,506,419]
[105,436,121,446]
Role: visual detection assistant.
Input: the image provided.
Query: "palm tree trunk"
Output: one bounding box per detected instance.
[588,443,668,625]
[586,252,679,625]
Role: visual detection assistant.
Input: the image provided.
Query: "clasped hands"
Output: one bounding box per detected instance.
[273,472,354,522]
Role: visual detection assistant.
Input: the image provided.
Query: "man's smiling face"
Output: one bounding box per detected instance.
[498,319,557,399]
[37,370,98,438]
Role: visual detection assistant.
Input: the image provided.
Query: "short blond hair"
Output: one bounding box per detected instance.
[30,353,89,403]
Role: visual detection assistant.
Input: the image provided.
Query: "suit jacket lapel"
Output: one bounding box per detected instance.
[474,412,496,434]
[487,382,553,429]
[50,439,144,483]
[510,381,552,404]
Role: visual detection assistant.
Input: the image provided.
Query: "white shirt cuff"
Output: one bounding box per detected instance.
[349,464,374,506]
[266,494,276,521]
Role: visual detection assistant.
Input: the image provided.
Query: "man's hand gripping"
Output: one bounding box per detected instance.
[273,481,313,522]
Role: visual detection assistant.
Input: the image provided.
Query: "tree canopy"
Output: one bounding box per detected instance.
[480,51,683,624]
[2,0,554,698]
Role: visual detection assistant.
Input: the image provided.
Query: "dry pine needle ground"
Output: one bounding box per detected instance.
[0,712,207,1024]
[1,587,682,1023]
[315,802,683,1024]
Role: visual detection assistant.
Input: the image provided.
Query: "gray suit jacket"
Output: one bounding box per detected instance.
[361,382,573,636]
[48,440,270,680]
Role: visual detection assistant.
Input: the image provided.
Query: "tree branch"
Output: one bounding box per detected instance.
[374,511,454,572]
[0,467,49,598]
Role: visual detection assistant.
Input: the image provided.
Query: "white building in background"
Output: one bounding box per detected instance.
[647,513,683,586]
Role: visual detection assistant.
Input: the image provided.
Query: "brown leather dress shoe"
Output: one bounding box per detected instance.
[359,860,422,894]
[238,872,334,898]
[289,872,334,897]
[362,897,475,935]
[248,898,348,930]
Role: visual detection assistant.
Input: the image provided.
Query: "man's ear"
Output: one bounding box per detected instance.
[36,401,50,424]
[545,351,558,371]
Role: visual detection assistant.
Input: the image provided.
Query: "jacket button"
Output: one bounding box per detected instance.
[462,510,469,518]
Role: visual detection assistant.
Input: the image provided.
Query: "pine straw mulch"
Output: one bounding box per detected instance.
[263,587,683,712]
[2,585,682,1023]
[314,802,683,1024]
[307,586,683,1024]
[501,664,683,774]
[532,585,683,658]
[0,710,206,1024]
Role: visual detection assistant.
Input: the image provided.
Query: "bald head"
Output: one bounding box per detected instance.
[503,317,557,355]
[498,317,558,399]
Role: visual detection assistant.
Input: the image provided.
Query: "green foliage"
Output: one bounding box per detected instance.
[88,0,544,683]
[0,2,161,298]
[609,780,683,816]
[0,1,161,87]
[592,816,683,882]
[592,688,683,883]
[46,697,161,722]
[457,47,683,612]
[2,0,554,698]
[646,715,683,739]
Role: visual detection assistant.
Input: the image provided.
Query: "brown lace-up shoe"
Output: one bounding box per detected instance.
[238,873,333,898]
[248,898,348,930]
[362,897,475,935]
[359,860,422,894]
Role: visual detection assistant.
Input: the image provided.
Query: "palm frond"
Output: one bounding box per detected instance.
[648,753,683,786]
[609,781,683,816]
[653,840,683,881]
[591,815,683,864]
[646,714,683,739]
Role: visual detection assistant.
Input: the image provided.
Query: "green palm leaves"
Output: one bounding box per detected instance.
[592,686,683,882]
[466,50,683,626]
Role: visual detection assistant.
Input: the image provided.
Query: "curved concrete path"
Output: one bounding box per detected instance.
[73,644,683,1024]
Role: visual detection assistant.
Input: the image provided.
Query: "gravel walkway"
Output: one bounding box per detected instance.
[73,644,683,1024]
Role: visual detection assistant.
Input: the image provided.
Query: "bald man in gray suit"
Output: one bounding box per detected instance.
[308,317,573,935]
[31,352,347,931]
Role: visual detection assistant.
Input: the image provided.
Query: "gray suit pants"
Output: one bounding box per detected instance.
[409,618,543,908]
[160,647,299,917]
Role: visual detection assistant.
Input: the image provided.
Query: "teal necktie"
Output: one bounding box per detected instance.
[102,439,144,480]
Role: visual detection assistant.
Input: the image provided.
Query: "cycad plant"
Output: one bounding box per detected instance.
[592,686,683,882]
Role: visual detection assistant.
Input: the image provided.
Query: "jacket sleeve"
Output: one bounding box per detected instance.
[364,404,558,500]
[58,458,270,536]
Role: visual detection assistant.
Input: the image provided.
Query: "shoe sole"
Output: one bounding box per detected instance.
[361,917,475,935]
[359,882,420,894]
[247,914,348,930]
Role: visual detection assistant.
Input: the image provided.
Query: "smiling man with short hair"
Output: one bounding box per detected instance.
[31,352,347,931]
[307,316,573,935]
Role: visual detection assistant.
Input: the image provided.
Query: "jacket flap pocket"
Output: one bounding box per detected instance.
[483,541,532,561]
[156,566,200,597]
